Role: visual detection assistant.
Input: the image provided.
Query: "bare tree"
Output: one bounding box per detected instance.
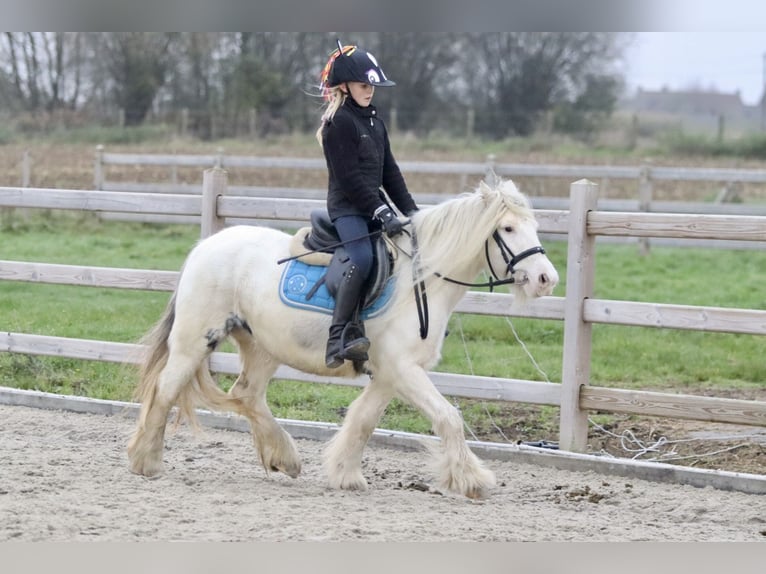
[0,32,90,114]
[463,32,625,137]
[100,32,178,126]
[0,32,629,139]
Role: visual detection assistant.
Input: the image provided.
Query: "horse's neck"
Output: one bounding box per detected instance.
[400,237,485,310]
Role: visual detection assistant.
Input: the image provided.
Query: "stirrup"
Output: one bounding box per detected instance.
[326,351,344,369]
[339,337,369,362]
[339,323,369,361]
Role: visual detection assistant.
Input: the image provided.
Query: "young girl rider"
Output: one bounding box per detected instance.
[316,42,419,368]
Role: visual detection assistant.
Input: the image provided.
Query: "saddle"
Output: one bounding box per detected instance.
[288,210,394,309]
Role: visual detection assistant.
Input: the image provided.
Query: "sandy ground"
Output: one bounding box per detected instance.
[1,404,764,542]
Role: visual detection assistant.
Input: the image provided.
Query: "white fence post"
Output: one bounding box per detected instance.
[249,108,257,138]
[389,107,398,135]
[21,150,31,187]
[201,167,227,238]
[638,163,653,255]
[559,179,598,452]
[94,145,104,190]
[180,108,189,138]
[483,153,496,182]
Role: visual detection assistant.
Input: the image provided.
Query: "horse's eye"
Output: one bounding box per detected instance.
[504,226,514,233]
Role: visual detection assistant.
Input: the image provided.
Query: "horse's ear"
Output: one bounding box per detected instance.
[484,169,501,189]
[478,179,495,204]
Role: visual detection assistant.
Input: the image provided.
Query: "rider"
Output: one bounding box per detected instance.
[316,42,418,368]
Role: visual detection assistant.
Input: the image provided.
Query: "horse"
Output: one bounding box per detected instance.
[127,178,559,499]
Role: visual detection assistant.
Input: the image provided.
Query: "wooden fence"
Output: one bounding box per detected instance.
[1,170,765,453]
[90,148,766,252]
[93,147,766,216]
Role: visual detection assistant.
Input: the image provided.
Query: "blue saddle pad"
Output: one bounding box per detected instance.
[279,260,394,319]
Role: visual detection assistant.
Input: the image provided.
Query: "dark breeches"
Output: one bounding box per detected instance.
[333,215,374,280]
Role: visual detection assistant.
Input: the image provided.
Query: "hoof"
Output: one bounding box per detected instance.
[464,486,490,500]
[128,457,164,478]
[269,460,302,479]
[328,469,368,491]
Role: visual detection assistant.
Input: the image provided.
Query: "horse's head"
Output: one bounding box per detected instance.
[480,180,559,300]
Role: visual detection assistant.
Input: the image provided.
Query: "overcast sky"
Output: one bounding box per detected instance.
[623,1,766,105]
[624,32,766,105]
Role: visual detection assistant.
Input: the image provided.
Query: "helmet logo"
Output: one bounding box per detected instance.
[366,69,381,84]
[366,52,379,66]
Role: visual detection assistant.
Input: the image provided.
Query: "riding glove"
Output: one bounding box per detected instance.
[374,205,405,237]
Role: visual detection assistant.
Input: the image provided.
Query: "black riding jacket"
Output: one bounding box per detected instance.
[322,98,417,221]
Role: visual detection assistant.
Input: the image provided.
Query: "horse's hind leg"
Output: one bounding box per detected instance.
[128,346,207,477]
[323,378,395,491]
[228,331,301,478]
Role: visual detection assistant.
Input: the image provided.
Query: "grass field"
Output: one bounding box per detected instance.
[1,212,764,441]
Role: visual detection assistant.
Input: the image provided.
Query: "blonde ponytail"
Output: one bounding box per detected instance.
[315,86,346,147]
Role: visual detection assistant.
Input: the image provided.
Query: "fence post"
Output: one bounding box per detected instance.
[21,150,31,187]
[201,167,227,238]
[638,163,653,255]
[389,107,398,135]
[94,145,104,190]
[249,108,257,138]
[483,154,496,182]
[559,179,598,453]
[180,108,189,138]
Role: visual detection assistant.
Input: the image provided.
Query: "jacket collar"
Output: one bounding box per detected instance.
[344,97,377,119]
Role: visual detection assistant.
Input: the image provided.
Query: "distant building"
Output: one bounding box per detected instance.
[622,86,766,132]
[629,87,746,117]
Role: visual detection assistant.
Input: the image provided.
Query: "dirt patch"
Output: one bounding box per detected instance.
[1,404,764,542]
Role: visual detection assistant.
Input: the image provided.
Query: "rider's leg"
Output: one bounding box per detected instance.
[325,215,374,368]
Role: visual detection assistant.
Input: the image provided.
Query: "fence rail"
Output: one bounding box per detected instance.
[92,148,766,215]
[1,170,765,455]
[87,148,766,252]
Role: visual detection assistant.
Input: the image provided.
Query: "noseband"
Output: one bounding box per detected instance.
[485,230,546,284]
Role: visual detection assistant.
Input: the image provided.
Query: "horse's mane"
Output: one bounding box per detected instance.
[408,178,534,283]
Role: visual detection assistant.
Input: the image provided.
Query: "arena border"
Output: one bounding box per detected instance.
[2,386,764,495]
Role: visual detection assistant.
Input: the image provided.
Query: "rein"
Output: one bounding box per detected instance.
[406,227,546,339]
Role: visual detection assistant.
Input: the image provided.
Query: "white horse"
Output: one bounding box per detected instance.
[127,178,558,499]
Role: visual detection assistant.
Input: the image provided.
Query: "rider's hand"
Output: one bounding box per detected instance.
[374,206,405,237]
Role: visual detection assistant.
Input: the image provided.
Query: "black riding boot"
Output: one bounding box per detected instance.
[325,263,370,368]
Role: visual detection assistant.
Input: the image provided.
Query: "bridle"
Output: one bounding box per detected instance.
[409,227,546,339]
[483,229,546,287]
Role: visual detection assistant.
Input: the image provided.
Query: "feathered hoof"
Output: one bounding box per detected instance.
[324,454,367,491]
[328,470,368,492]
[127,433,165,477]
[464,485,491,500]
[127,453,165,478]
[438,460,497,499]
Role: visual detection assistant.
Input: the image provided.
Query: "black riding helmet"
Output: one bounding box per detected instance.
[326,44,396,88]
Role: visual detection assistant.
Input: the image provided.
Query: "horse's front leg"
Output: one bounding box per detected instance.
[389,364,496,499]
[323,377,395,491]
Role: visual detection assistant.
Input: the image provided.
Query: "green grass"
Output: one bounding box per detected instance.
[659,130,766,159]
[1,214,764,436]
